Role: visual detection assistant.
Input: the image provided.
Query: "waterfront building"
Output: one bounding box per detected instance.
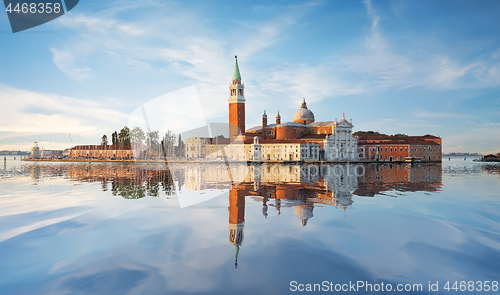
[41,150,63,159]
[355,133,442,162]
[68,145,136,159]
[30,142,41,159]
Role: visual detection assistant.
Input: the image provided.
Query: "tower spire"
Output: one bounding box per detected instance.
[233,55,241,81]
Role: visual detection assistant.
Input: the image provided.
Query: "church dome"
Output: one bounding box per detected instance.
[293,99,315,125]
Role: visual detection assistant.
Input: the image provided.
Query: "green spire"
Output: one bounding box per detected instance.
[233,55,241,81]
[235,245,240,268]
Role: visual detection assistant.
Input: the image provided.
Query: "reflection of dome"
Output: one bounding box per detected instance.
[293,99,315,125]
[294,204,314,227]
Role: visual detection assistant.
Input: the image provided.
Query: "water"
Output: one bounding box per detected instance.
[0,156,499,294]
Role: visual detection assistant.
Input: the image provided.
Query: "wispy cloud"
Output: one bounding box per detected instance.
[0,84,128,149]
[51,48,91,81]
[413,110,478,119]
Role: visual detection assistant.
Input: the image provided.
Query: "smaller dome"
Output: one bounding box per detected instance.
[293,99,315,124]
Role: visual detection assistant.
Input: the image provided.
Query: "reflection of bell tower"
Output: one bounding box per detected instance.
[228,185,245,268]
[229,56,246,140]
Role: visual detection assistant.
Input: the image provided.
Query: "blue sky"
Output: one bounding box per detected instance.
[0,0,499,153]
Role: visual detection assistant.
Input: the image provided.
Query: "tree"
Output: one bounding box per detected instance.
[356,131,379,134]
[392,133,408,137]
[101,135,108,145]
[112,131,118,145]
[146,131,160,159]
[162,130,176,157]
[177,134,184,157]
[130,126,145,145]
[147,131,160,147]
[118,126,131,145]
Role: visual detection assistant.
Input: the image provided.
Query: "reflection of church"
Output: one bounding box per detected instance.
[223,163,442,266]
[225,163,360,267]
[22,162,443,267]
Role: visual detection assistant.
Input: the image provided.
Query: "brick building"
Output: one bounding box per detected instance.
[356,133,442,162]
[68,145,136,159]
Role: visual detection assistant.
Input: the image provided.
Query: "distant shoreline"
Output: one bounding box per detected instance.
[20,158,442,164]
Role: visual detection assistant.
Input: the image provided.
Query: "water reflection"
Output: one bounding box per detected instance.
[6,160,500,294]
[23,163,442,203]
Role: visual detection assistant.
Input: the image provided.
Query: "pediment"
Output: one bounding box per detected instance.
[337,119,353,128]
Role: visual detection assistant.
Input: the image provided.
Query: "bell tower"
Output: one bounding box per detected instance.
[229,56,245,140]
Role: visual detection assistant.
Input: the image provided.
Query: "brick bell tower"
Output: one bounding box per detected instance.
[229,56,245,140]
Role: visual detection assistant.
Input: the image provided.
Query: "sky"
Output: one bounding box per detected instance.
[0,0,499,153]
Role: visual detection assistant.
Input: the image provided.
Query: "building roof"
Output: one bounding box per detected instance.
[359,140,441,146]
[277,122,305,127]
[298,134,329,139]
[257,139,311,144]
[247,126,263,131]
[70,145,133,150]
[307,121,336,127]
[355,132,441,141]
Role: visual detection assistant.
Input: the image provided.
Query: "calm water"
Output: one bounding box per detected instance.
[0,156,499,294]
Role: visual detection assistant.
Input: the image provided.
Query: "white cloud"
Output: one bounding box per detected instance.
[58,14,146,35]
[0,84,128,150]
[413,110,478,119]
[51,48,91,81]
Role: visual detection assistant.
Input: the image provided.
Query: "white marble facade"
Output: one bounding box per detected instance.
[323,117,358,161]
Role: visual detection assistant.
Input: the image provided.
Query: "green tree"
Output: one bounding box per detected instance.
[146,131,160,159]
[356,131,379,134]
[101,135,108,145]
[177,134,184,157]
[112,131,118,145]
[118,126,131,145]
[162,130,176,157]
[391,133,408,137]
[130,126,145,145]
[147,131,160,146]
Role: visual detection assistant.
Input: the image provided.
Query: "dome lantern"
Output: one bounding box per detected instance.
[293,98,315,125]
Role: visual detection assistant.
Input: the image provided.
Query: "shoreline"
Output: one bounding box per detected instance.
[20,158,443,164]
